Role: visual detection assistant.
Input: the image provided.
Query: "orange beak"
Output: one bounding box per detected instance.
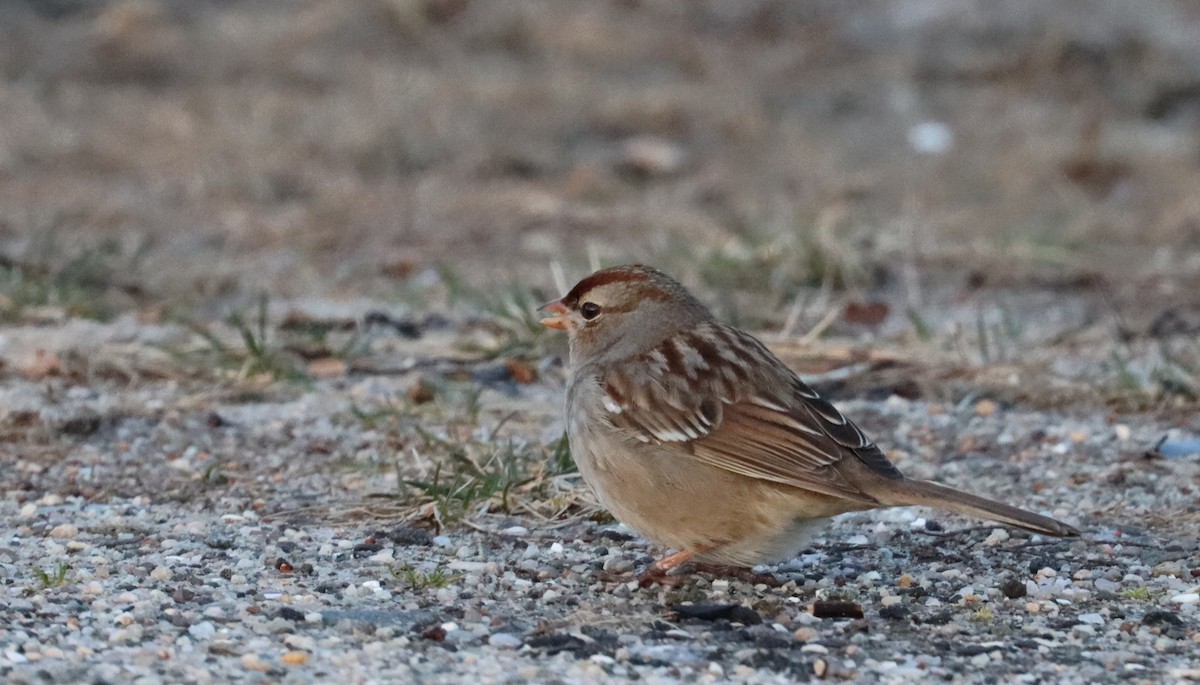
[538,299,569,330]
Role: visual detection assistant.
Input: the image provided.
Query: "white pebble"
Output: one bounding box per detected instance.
[19,504,38,519]
[908,121,954,155]
[488,633,523,649]
[188,622,216,640]
[1077,612,1105,625]
[1171,593,1199,604]
[501,526,528,537]
[984,529,1009,546]
[150,566,173,581]
[549,542,564,554]
[1094,578,1121,593]
[432,536,452,547]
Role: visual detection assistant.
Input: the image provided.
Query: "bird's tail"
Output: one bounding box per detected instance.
[877,478,1079,537]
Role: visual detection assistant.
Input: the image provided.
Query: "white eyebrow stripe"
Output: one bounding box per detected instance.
[603,397,623,414]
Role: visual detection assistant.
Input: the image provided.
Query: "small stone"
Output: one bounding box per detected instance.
[619,136,686,177]
[602,556,633,574]
[240,653,271,671]
[794,627,817,642]
[880,595,902,607]
[984,529,1009,546]
[1113,424,1131,441]
[1077,612,1105,625]
[307,357,347,379]
[49,523,78,538]
[813,659,828,678]
[1025,602,1041,613]
[1171,593,1199,604]
[970,653,990,667]
[281,651,308,665]
[812,600,864,619]
[501,526,528,537]
[879,604,908,620]
[975,399,997,417]
[150,566,173,581]
[188,622,216,640]
[1000,579,1027,599]
[1094,578,1121,593]
[1152,562,1183,578]
[488,633,523,649]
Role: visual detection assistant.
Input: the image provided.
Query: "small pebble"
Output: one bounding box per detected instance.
[48,523,78,538]
[188,622,216,640]
[488,633,523,649]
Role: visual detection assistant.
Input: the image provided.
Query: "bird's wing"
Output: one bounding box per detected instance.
[598,323,900,503]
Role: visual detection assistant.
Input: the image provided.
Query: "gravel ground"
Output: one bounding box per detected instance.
[2,316,1199,685]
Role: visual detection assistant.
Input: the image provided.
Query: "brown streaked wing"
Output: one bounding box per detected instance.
[598,323,888,502]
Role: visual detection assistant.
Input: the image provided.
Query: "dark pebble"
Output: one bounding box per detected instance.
[278,607,305,622]
[1142,610,1183,626]
[277,541,297,553]
[206,536,234,550]
[60,415,101,436]
[812,600,864,620]
[917,610,954,626]
[352,543,384,558]
[924,519,944,532]
[671,603,763,625]
[1000,578,1027,599]
[594,529,636,542]
[385,527,434,546]
[879,605,908,620]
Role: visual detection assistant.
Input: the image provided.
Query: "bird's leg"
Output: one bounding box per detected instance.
[637,548,705,587]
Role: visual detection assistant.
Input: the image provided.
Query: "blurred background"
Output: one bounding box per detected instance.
[1,0,1199,402]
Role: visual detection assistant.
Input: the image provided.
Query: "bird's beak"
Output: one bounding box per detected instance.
[538,298,569,330]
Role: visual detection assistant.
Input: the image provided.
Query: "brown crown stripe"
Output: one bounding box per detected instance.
[564,265,656,303]
[563,264,692,308]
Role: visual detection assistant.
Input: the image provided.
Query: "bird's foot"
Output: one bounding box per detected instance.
[636,549,699,587]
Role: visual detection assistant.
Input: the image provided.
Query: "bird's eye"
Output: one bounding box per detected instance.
[580,302,602,320]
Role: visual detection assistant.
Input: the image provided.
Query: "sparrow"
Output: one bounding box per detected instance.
[538,264,1079,581]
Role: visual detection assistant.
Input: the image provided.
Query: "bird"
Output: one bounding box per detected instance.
[538,264,1079,582]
